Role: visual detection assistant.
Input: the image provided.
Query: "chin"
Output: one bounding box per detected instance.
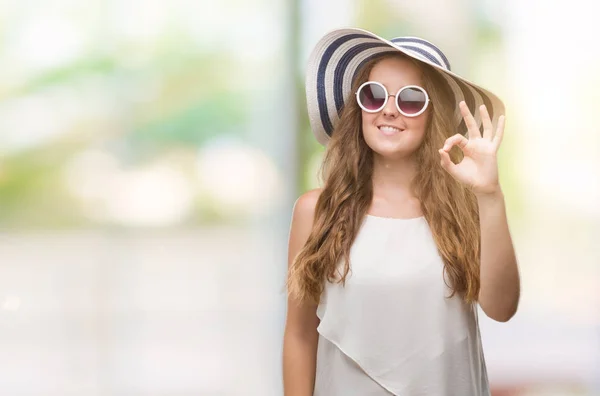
[371,146,415,159]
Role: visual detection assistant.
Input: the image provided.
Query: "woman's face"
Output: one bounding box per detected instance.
[360,57,430,159]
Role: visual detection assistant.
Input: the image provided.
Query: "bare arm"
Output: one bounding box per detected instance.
[476,188,521,322]
[282,189,321,396]
[438,104,520,322]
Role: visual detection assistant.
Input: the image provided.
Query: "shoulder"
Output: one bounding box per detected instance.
[289,188,322,240]
[293,188,322,218]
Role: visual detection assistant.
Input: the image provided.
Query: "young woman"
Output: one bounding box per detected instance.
[282,28,520,396]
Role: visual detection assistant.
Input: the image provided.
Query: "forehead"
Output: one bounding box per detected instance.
[368,57,423,89]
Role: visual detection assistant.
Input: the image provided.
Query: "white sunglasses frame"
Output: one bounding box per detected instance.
[355,81,430,117]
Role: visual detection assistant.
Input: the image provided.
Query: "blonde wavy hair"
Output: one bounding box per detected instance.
[287,52,481,305]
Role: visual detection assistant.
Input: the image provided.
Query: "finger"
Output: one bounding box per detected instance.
[492,115,506,149]
[438,149,459,178]
[480,105,493,140]
[442,133,469,152]
[459,101,480,139]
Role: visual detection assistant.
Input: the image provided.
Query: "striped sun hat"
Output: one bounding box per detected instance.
[305,28,505,145]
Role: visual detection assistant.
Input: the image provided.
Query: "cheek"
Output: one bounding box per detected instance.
[406,111,430,136]
[409,119,427,134]
[361,112,377,130]
[361,112,379,141]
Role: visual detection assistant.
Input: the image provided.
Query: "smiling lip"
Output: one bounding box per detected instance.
[378,125,404,136]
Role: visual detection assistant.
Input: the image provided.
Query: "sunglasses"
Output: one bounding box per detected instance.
[356,81,430,117]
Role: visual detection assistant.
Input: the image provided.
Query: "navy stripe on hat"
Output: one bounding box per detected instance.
[334,43,390,113]
[398,45,445,68]
[317,34,373,135]
[391,37,451,70]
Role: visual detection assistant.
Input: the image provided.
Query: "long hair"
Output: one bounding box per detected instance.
[287,52,481,305]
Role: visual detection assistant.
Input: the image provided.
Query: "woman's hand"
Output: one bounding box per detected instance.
[438,101,505,196]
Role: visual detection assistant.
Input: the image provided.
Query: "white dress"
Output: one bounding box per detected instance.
[313,214,490,396]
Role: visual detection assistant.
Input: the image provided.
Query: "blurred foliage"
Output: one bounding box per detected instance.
[0,43,247,227]
[0,0,523,228]
[9,57,119,98]
[127,92,247,156]
[0,143,85,228]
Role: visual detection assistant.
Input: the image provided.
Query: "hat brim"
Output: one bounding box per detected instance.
[305,28,505,145]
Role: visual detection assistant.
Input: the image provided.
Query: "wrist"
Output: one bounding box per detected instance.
[474,185,503,202]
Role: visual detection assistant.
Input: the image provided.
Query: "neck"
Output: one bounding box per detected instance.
[371,153,419,198]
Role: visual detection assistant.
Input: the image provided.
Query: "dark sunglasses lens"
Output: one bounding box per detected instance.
[397,87,427,114]
[358,83,386,111]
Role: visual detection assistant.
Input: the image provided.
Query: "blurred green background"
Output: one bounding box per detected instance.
[0,0,598,395]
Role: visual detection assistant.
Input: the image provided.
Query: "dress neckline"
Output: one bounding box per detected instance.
[365,214,425,222]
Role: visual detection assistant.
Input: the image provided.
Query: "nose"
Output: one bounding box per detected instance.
[382,95,398,118]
